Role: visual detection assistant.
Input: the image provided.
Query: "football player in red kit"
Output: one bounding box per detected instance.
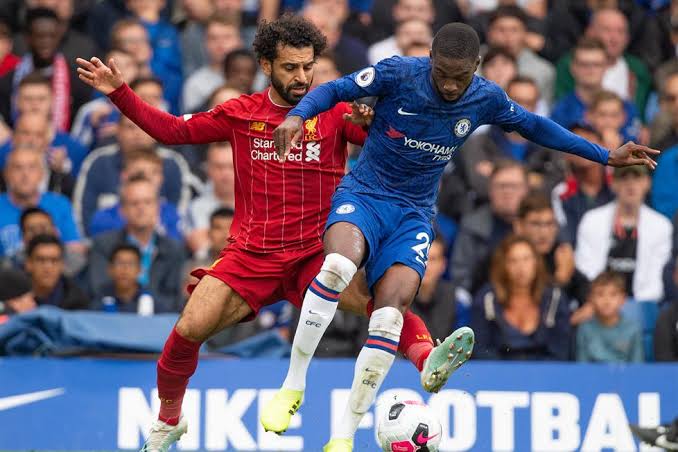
[76,15,470,452]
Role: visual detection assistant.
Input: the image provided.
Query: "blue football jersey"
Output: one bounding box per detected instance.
[289,56,608,215]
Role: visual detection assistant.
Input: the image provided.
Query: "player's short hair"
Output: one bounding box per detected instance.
[489,159,528,183]
[589,271,626,295]
[589,90,623,111]
[224,48,256,71]
[488,5,528,28]
[26,234,63,258]
[252,13,327,62]
[517,192,553,219]
[24,7,59,32]
[129,76,163,92]
[123,150,162,169]
[20,207,53,233]
[18,72,51,91]
[210,207,235,223]
[431,22,479,61]
[109,242,142,264]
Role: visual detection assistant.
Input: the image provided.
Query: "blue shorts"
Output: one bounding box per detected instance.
[325,190,434,290]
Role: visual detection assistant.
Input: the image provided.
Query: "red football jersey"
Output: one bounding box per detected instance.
[109,85,367,252]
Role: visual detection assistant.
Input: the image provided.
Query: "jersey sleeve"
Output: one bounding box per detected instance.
[108,83,234,145]
[488,83,609,165]
[289,56,403,120]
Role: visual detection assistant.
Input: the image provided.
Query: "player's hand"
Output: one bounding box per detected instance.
[607,141,659,169]
[75,57,124,95]
[343,102,374,127]
[274,115,304,160]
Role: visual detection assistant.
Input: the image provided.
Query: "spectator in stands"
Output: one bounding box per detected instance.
[480,46,518,90]
[0,148,80,258]
[576,271,643,362]
[206,84,244,108]
[88,175,185,312]
[551,38,640,140]
[456,77,564,206]
[8,207,85,276]
[555,8,651,117]
[0,8,91,132]
[24,234,88,310]
[186,142,235,253]
[0,19,19,77]
[471,234,571,360]
[2,73,89,175]
[73,113,191,236]
[486,5,554,105]
[15,0,99,68]
[368,18,432,64]
[124,0,183,114]
[4,112,76,197]
[655,260,678,361]
[409,236,455,341]
[0,267,36,317]
[311,52,341,88]
[402,41,430,58]
[451,160,529,309]
[557,125,615,244]
[366,0,435,46]
[223,48,257,95]
[70,48,139,152]
[513,192,589,305]
[89,151,182,240]
[303,2,369,74]
[91,243,155,313]
[650,71,678,150]
[576,166,672,302]
[179,0,216,77]
[182,16,241,113]
[587,90,636,152]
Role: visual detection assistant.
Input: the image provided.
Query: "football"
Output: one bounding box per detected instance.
[377,398,442,452]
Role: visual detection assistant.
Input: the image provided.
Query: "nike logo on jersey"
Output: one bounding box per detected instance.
[397,108,418,116]
[0,388,65,411]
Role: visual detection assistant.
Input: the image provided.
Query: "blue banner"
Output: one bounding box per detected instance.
[1,358,677,451]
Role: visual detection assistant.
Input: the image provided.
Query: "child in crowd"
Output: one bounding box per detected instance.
[576,271,643,362]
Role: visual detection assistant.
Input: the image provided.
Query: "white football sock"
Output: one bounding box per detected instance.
[283,253,357,391]
[333,306,403,440]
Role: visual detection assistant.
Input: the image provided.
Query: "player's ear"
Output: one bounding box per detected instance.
[474,55,481,71]
[260,58,272,77]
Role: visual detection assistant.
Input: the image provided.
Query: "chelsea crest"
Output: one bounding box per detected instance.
[454,118,471,137]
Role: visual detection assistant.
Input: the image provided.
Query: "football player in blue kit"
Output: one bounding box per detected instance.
[262,23,659,452]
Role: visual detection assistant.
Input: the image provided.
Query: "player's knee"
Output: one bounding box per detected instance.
[319,253,358,291]
[175,315,209,343]
[368,306,404,339]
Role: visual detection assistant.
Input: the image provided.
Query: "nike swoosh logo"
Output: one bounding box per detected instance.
[308,310,321,315]
[417,432,440,444]
[397,108,418,116]
[0,388,65,411]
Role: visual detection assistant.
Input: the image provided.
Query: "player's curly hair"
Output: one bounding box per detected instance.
[253,14,327,62]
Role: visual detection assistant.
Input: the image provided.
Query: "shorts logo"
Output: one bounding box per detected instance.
[355,67,375,88]
[454,118,471,137]
[336,204,355,214]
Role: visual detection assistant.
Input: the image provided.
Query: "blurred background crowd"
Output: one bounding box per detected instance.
[0,0,677,363]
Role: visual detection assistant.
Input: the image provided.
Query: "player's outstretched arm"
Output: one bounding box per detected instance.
[607,142,659,169]
[76,57,227,145]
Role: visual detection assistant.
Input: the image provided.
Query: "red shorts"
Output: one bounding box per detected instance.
[190,244,324,322]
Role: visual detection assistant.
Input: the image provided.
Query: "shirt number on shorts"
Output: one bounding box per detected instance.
[411,232,431,267]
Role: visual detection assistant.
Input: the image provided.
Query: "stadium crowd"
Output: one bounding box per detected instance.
[0,0,677,363]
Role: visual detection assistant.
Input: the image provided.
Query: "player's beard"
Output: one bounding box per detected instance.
[270,69,312,105]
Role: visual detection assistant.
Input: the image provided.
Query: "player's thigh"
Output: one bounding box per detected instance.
[324,221,367,267]
[337,268,371,316]
[372,264,421,313]
[176,275,252,342]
